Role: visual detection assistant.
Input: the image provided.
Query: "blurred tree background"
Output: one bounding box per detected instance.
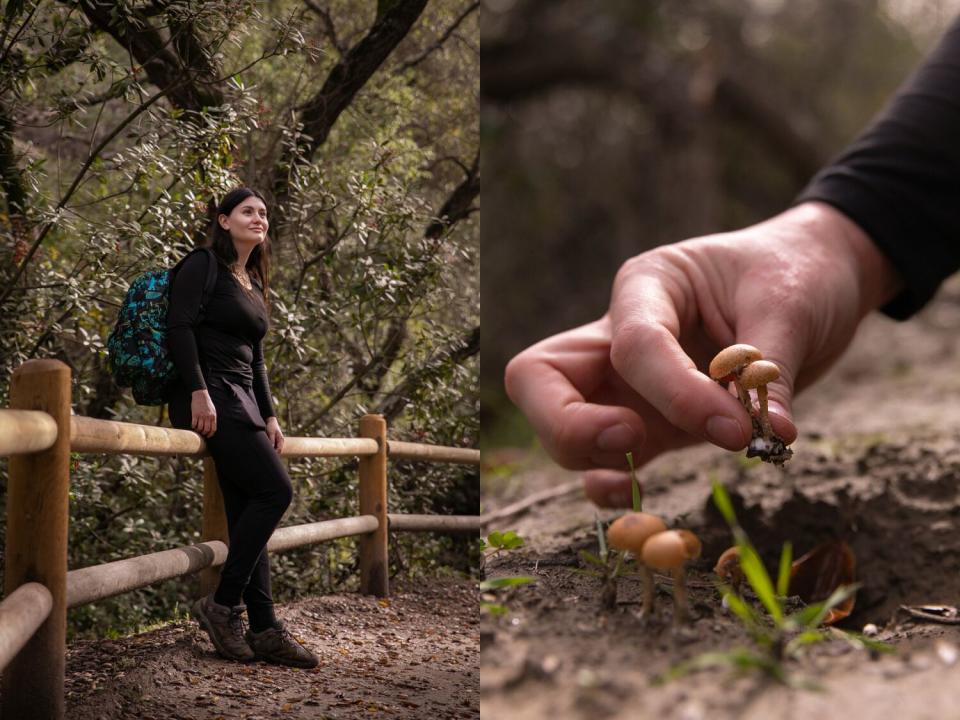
[481,0,959,449]
[0,0,478,640]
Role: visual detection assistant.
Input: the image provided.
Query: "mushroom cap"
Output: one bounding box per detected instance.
[641,529,702,570]
[739,360,780,390]
[708,344,762,380]
[713,546,742,580]
[606,512,667,555]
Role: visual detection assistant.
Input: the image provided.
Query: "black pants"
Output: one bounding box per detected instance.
[168,379,293,617]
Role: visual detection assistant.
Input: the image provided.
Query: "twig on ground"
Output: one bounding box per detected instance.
[480,479,582,527]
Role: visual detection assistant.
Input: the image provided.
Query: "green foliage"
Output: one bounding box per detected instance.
[484,530,524,551]
[658,482,893,685]
[480,529,535,616]
[626,451,642,512]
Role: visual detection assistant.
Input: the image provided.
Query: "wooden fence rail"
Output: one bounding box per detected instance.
[0,359,480,720]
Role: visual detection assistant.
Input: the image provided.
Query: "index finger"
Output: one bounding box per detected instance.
[505,318,647,469]
[609,259,750,450]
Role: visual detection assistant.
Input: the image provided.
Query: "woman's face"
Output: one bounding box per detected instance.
[219,196,269,245]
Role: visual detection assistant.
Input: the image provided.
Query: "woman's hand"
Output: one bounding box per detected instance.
[191,389,217,437]
[266,416,284,453]
[505,203,903,502]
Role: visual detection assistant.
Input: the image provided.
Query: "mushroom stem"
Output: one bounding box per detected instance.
[640,564,656,618]
[733,376,753,416]
[757,385,772,439]
[671,567,690,624]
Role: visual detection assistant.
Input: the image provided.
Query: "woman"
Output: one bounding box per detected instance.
[166,187,318,668]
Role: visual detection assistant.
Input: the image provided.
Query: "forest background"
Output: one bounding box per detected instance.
[0,0,479,640]
[481,0,958,449]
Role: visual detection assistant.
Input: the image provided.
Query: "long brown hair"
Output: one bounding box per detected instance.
[207,187,272,314]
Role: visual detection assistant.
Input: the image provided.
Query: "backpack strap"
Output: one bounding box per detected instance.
[197,247,218,322]
[170,247,219,323]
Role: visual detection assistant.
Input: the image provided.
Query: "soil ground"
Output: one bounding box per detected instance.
[61,579,477,720]
[481,278,960,720]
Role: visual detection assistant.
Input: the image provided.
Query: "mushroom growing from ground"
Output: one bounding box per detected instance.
[606,512,667,617]
[739,359,780,440]
[708,343,763,415]
[641,529,702,624]
[713,546,744,597]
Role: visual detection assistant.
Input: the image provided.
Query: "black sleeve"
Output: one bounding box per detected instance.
[795,19,960,319]
[252,338,276,420]
[166,251,208,392]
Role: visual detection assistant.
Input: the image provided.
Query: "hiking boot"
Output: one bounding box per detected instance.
[245,621,319,668]
[191,593,255,662]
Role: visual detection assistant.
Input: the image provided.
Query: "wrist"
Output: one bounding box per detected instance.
[191,388,209,396]
[787,201,904,317]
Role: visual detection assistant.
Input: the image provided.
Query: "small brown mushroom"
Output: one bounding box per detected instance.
[641,529,702,624]
[607,513,668,617]
[708,344,763,415]
[713,546,743,596]
[739,360,780,439]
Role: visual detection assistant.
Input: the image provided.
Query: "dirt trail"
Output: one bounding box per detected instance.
[481,278,960,719]
[62,580,477,720]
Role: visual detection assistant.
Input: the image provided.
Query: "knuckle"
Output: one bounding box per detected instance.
[662,383,701,427]
[609,319,658,375]
[503,352,534,402]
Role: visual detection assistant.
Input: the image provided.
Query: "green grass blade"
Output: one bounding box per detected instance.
[829,628,896,654]
[595,513,608,560]
[776,541,793,599]
[738,543,782,623]
[721,587,761,630]
[711,481,738,528]
[579,549,606,568]
[479,576,537,592]
[480,602,508,616]
[627,452,642,512]
[787,583,861,628]
[804,583,860,628]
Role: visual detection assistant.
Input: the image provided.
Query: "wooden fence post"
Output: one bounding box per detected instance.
[358,414,388,597]
[199,456,227,597]
[2,359,71,720]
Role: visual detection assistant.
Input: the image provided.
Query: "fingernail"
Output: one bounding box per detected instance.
[596,423,639,452]
[705,415,745,449]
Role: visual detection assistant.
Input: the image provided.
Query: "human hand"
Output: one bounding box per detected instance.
[191,389,217,437]
[505,202,903,503]
[266,416,284,453]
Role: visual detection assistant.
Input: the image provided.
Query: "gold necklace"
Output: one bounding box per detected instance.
[231,265,253,291]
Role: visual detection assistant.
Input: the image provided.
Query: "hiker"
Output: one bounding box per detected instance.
[166,187,318,667]
[505,19,960,507]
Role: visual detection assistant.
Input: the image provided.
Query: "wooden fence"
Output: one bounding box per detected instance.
[0,359,480,719]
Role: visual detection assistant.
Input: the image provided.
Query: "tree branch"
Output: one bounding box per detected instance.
[304,0,344,54]
[425,148,478,239]
[0,79,185,308]
[271,0,428,205]
[375,325,479,424]
[397,1,478,72]
[72,0,224,112]
[296,319,411,432]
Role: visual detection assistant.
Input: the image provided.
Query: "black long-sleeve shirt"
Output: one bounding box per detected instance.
[166,250,276,421]
[796,18,960,320]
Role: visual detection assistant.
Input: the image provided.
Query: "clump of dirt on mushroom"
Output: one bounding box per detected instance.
[709,344,793,466]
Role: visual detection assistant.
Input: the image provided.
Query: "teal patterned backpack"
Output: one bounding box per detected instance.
[106,247,218,405]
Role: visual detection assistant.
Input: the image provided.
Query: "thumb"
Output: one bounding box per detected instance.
[736,320,801,444]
